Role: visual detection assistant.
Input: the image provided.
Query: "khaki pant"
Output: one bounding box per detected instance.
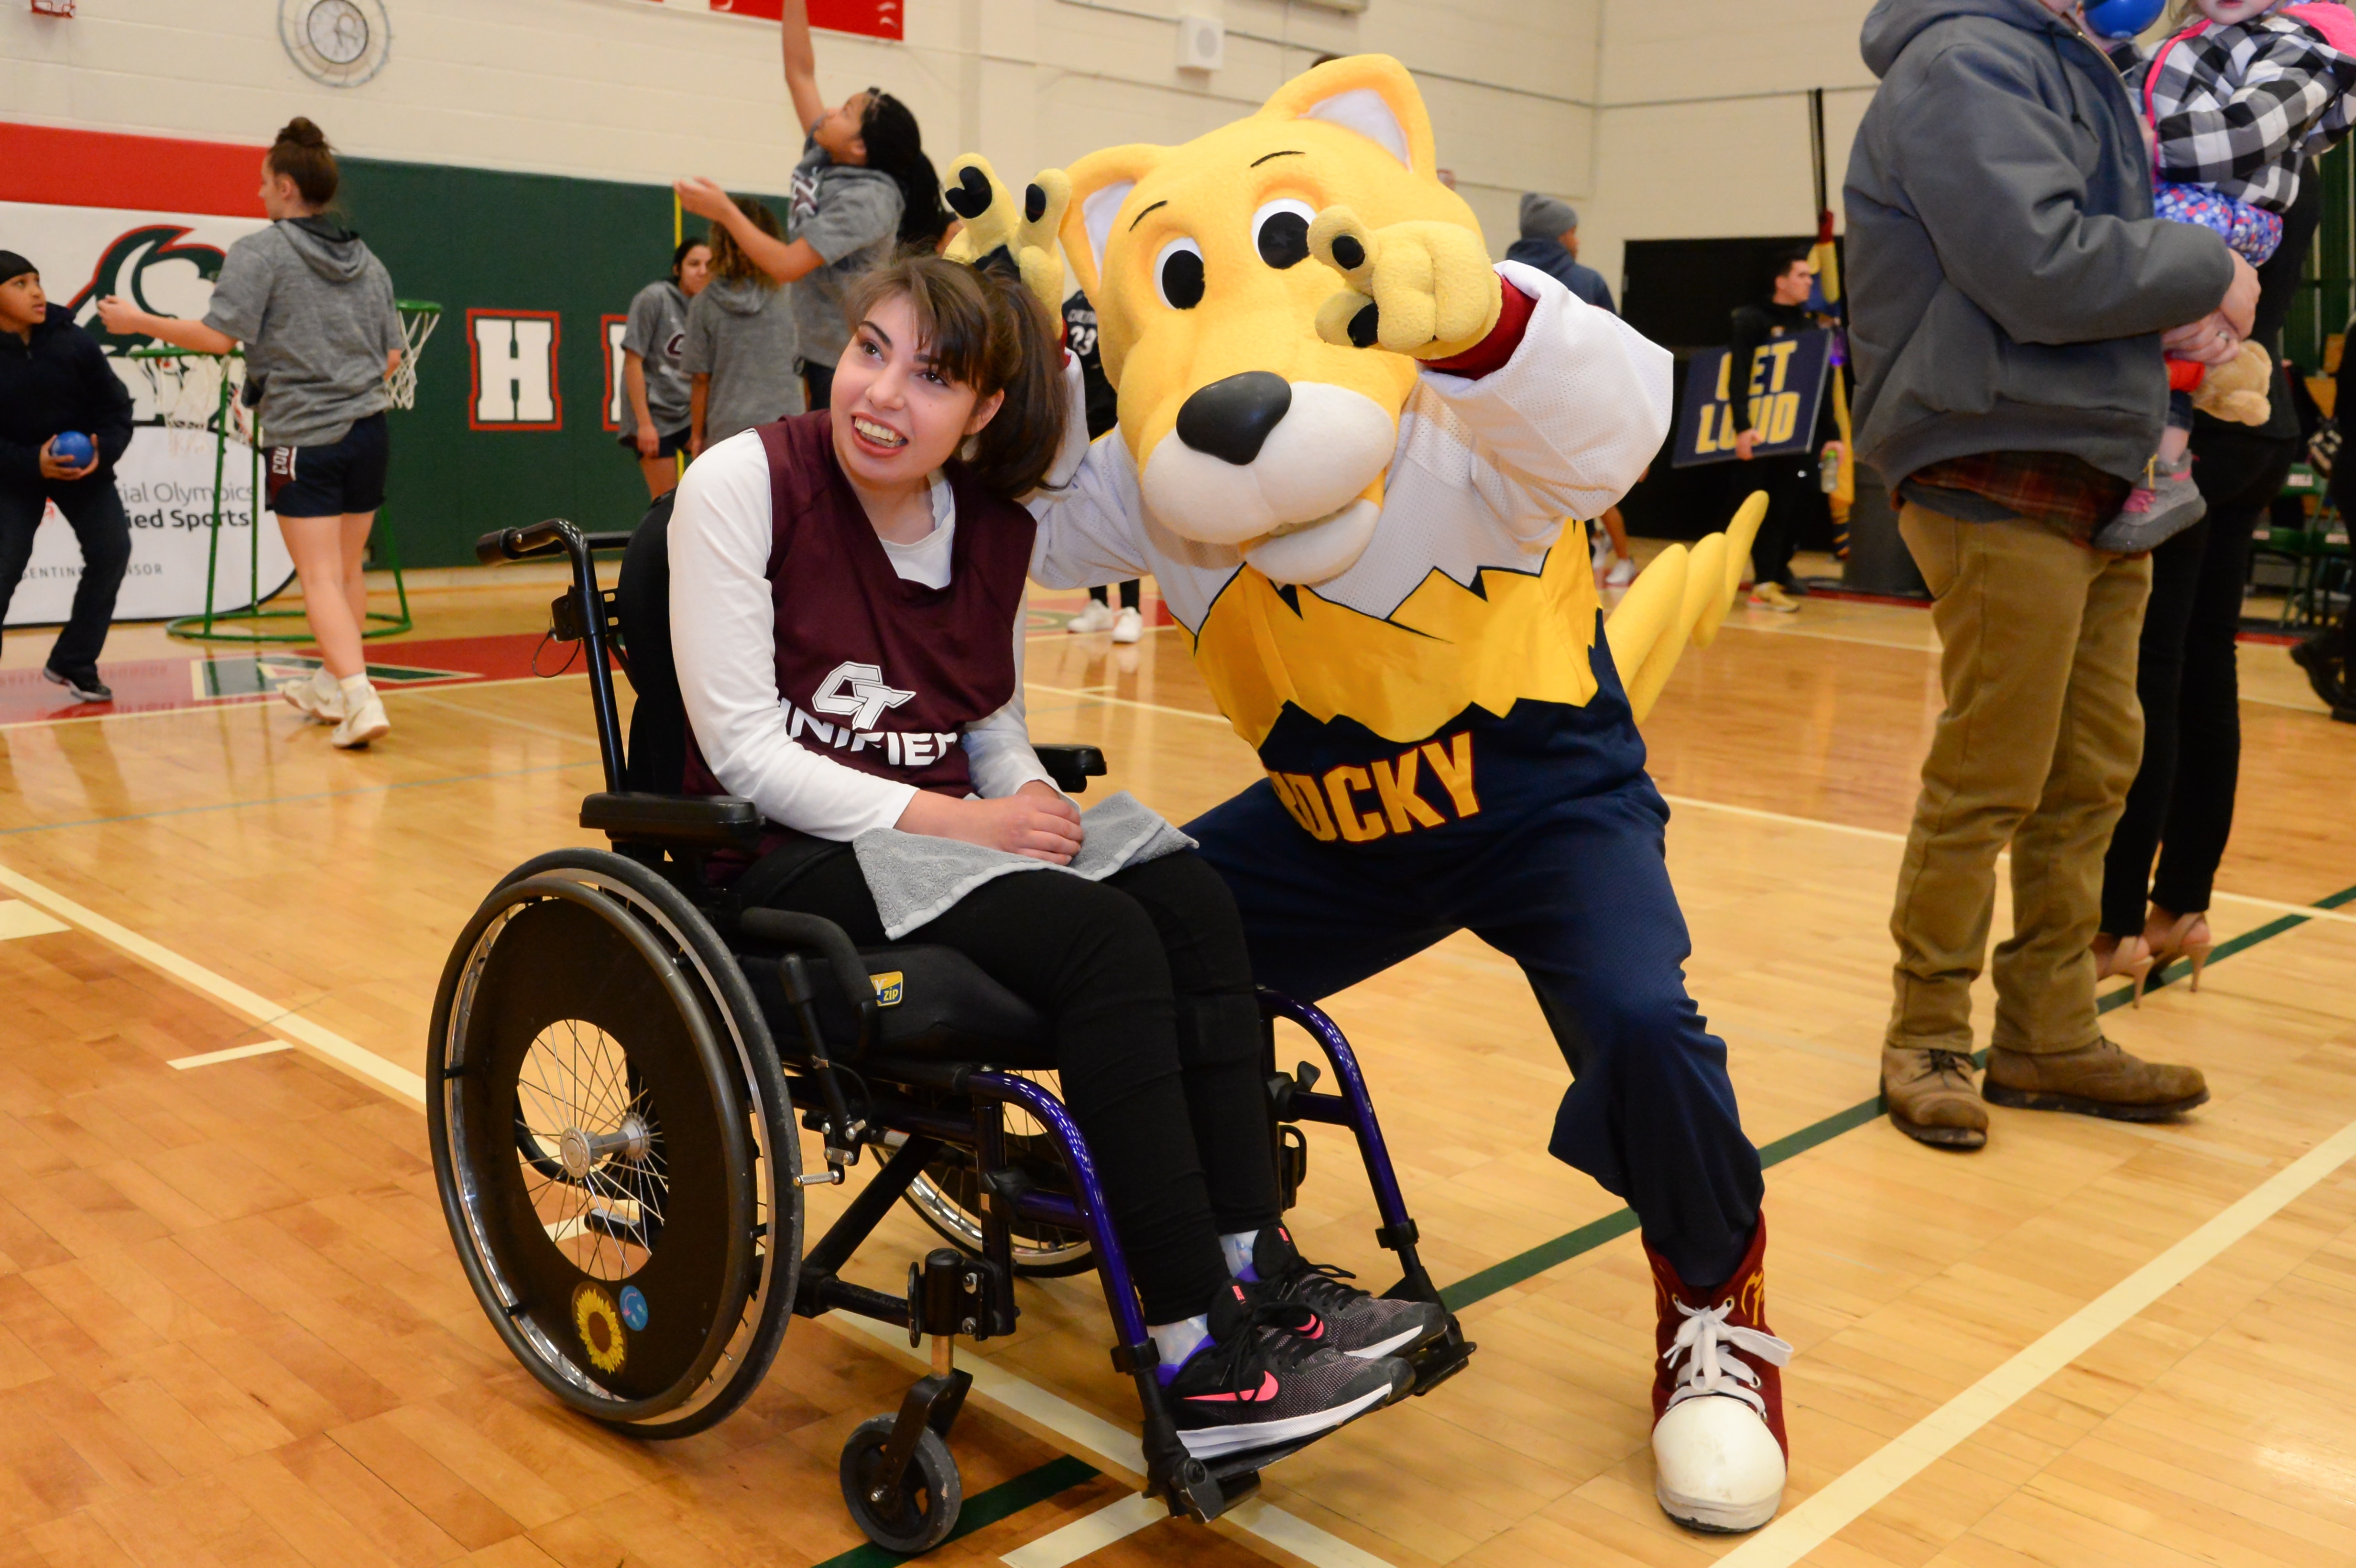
[1887,504,2151,1056]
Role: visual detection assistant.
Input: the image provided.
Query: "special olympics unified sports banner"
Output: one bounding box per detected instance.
[0,199,294,628]
[1669,327,1833,469]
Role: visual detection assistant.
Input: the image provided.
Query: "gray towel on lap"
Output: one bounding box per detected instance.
[853,790,1196,939]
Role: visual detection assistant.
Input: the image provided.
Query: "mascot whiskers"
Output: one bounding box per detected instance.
[949,54,1789,1535]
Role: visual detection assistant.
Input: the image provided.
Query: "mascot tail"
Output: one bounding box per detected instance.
[1601,491,1769,722]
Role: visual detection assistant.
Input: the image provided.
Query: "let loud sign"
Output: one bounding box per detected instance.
[1670,328,1832,468]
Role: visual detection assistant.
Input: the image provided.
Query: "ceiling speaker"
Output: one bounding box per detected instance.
[1177,15,1225,74]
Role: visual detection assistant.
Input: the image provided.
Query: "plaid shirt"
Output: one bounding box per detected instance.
[2118,17,2356,212]
[1903,452,2133,541]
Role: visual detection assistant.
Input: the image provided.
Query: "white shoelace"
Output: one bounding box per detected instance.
[1662,1299,1793,1419]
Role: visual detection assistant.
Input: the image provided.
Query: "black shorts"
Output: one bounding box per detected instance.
[618,426,689,459]
[267,413,390,518]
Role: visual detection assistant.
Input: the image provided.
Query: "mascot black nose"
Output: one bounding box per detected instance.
[1174,371,1292,466]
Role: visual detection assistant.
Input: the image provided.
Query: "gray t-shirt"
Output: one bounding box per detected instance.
[203,218,401,449]
[621,279,693,438]
[682,276,806,447]
[786,130,904,370]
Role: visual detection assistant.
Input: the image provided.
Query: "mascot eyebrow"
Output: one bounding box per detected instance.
[1250,151,1307,166]
[1129,201,1167,231]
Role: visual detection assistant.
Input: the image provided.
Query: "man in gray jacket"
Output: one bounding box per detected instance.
[1847,0,2257,1150]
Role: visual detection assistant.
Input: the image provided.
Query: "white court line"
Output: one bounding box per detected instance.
[1659,794,2356,929]
[827,1314,1396,1568]
[1025,683,1230,725]
[0,899,69,940]
[0,861,429,1107]
[167,1040,293,1070]
[1001,1492,1166,1568]
[1718,1110,2356,1568]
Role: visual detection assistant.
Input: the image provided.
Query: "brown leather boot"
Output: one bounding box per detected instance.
[1881,1045,1988,1149]
[1984,1037,2208,1121]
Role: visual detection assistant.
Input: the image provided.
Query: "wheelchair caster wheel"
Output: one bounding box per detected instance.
[840,1415,962,1554]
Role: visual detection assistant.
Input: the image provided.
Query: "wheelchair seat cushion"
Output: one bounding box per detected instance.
[740,940,1057,1071]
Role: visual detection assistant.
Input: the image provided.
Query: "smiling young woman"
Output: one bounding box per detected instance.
[660,252,1444,1456]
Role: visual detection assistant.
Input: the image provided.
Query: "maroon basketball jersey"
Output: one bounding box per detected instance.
[681,412,1037,812]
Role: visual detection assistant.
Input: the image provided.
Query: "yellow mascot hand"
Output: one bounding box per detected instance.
[1308,207,1504,361]
[942,155,1072,321]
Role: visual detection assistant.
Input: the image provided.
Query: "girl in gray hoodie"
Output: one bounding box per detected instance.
[98,118,404,750]
[682,198,805,455]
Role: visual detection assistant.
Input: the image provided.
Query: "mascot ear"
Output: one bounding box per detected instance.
[1061,144,1166,302]
[1260,54,1436,177]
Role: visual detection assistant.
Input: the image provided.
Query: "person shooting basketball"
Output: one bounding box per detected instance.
[97,118,406,750]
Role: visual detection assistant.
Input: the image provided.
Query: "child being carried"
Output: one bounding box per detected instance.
[2107,0,2356,551]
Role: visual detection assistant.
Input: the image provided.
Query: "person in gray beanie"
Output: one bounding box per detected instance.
[1506,193,1614,313]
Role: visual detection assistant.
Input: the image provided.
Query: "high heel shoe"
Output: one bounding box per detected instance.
[2093,933,2156,1008]
[2145,910,2214,992]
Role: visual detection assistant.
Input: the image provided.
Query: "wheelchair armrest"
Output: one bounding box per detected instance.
[579,792,763,850]
[1035,744,1107,794]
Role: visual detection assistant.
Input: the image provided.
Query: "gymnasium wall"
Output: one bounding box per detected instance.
[2,0,1603,566]
[1578,0,1876,303]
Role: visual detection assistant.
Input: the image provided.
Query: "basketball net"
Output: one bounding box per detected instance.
[389,300,442,412]
[126,348,250,459]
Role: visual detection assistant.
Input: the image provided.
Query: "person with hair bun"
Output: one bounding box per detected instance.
[99,117,404,749]
[665,252,1446,1456]
[672,0,951,411]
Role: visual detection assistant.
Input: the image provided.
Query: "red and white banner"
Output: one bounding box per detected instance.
[643,0,902,40]
[0,199,295,628]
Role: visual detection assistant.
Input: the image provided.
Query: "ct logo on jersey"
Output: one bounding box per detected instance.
[812,662,915,730]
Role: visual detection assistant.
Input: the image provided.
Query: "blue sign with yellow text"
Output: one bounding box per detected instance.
[1670,328,1833,468]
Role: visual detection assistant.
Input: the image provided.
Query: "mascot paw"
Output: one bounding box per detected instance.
[943,155,1072,320]
[1308,207,1503,360]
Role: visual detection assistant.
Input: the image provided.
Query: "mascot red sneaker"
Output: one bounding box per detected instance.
[951,54,1785,1531]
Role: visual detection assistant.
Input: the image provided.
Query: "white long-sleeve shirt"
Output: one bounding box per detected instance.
[1026,260,1670,631]
[668,429,1055,840]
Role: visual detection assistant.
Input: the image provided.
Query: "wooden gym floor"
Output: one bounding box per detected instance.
[0,553,2353,1568]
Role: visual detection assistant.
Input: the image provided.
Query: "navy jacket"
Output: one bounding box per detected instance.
[0,304,135,490]
[1503,238,1615,314]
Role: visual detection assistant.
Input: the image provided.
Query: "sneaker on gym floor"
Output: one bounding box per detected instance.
[41,665,112,704]
[1111,606,1144,643]
[1747,582,1799,613]
[330,692,391,749]
[2093,456,2205,554]
[1241,1225,1448,1361]
[2290,635,2348,709]
[1163,1280,1411,1459]
[278,670,346,724]
[1066,600,1115,634]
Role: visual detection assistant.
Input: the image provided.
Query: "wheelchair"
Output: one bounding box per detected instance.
[428,512,1475,1554]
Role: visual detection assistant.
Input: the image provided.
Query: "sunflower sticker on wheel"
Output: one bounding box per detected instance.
[571,1282,627,1374]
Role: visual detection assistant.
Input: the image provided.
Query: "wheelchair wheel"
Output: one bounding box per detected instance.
[840,1415,961,1554]
[429,849,801,1438]
[895,1071,1094,1278]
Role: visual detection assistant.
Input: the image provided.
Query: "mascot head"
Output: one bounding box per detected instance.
[1061,56,1478,582]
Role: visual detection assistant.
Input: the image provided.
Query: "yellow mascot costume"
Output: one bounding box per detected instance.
[950,54,1789,1534]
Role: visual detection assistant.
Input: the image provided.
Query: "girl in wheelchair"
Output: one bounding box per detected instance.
[665,253,1447,1457]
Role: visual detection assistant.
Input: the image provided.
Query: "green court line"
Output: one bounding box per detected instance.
[1439,880,2356,1313]
[810,1454,1103,1568]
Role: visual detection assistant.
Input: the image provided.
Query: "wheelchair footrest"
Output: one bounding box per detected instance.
[1405,1326,1477,1396]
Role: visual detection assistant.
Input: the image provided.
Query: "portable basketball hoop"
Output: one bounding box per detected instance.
[135,299,440,644]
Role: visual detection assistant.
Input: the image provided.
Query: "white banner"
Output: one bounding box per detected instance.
[1,200,295,627]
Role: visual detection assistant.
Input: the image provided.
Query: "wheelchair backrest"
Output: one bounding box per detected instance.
[616,491,690,796]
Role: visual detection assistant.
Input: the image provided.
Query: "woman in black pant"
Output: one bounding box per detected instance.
[2096,184,2317,993]
[667,253,1442,1459]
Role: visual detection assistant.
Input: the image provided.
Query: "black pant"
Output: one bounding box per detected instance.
[1089,581,1141,610]
[801,361,834,412]
[2099,425,2293,936]
[745,846,1278,1323]
[0,476,132,675]
[1730,455,1818,588]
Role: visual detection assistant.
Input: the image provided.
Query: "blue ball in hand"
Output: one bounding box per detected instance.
[50,431,96,469]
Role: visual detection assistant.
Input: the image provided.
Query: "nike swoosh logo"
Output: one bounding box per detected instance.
[1186,1371,1279,1404]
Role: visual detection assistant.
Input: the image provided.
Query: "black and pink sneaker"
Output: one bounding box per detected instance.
[1242,1226,1449,1361]
[1162,1281,1409,1459]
